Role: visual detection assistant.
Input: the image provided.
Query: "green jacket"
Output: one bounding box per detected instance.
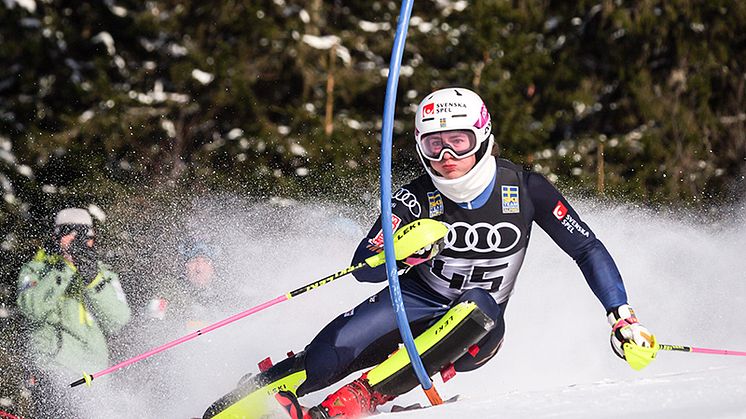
[17,249,132,375]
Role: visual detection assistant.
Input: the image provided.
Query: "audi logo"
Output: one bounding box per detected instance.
[393,188,421,217]
[443,222,521,253]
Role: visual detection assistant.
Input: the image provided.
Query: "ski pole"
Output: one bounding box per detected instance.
[70,218,448,388]
[659,343,746,357]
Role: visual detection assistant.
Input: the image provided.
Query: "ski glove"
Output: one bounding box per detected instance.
[608,304,658,370]
[396,239,443,272]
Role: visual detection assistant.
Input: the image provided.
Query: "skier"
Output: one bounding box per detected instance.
[16,207,131,417]
[212,88,657,419]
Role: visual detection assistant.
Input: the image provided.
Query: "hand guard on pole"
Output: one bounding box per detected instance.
[396,237,444,273]
[607,304,658,370]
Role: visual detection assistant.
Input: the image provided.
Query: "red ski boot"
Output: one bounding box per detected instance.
[305,375,394,418]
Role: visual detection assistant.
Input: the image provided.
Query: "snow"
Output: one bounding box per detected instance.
[3,0,36,13]
[21,198,746,418]
[168,43,188,57]
[134,80,189,104]
[79,110,95,123]
[92,32,116,56]
[289,143,307,156]
[160,119,176,137]
[104,1,128,18]
[87,204,106,223]
[302,34,340,50]
[380,66,415,78]
[359,20,391,33]
[301,34,352,65]
[191,69,215,85]
[227,128,244,140]
[405,367,746,418]
[0,149,15,164]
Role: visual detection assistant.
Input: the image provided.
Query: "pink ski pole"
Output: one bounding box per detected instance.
[659,343,746,357]
[69,260,369,388]
[69,218,448,388]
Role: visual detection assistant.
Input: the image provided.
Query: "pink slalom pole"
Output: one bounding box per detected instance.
[71,261,368,388]
[70,295,288,387]
[690,347,746,356]
[69,219,447,388]
[659,343,746,357]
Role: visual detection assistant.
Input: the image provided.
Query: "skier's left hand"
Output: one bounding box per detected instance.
[607,304,658,370]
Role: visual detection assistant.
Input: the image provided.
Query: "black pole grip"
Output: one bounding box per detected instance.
[70,375,93,388]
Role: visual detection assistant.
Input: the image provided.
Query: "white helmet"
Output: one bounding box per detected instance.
[54,208,95,237]
[414,88,497,203]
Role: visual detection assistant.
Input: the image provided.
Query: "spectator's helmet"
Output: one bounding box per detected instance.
[414,88,497,202]
[54,208,95,238]
[178,238,216,288]
[178,238,215,261]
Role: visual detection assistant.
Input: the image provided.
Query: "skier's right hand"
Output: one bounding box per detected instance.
[607,304,658,370]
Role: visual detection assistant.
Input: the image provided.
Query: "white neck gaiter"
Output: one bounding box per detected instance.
[424,137,497,203]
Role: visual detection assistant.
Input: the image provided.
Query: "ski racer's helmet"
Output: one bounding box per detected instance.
[414,88,496,203]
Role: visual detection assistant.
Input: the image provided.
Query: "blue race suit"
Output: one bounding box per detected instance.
[297,157,627,395]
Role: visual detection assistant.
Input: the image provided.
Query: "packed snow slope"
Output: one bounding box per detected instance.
[54,197,746,418]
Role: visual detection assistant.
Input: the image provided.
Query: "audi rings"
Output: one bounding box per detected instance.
[443,222,521,253]
[393,188,421,217]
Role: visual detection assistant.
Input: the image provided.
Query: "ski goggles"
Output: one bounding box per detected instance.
[55,224,95,239]
[418,129,479,161]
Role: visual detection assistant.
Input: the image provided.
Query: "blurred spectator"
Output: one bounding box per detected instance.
[16,208,131,417]
[117,237,224,413]
[143,237,220,331]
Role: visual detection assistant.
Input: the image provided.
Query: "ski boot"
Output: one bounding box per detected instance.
[276,375,393,419]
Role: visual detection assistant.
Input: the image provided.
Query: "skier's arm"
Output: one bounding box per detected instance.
[16,255,74,321]
[351,187,423,283]
[528,173,656,368]
[84,265,131,335]
[351,217,403,283]
[527,172,627,311]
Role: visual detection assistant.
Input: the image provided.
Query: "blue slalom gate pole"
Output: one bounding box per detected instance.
[379,0,443,405]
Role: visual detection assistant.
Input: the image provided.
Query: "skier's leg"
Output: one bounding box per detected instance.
[302,301,494,418]
[297,280,449,396]
[203,282,449,418]
[452,288,507,371]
